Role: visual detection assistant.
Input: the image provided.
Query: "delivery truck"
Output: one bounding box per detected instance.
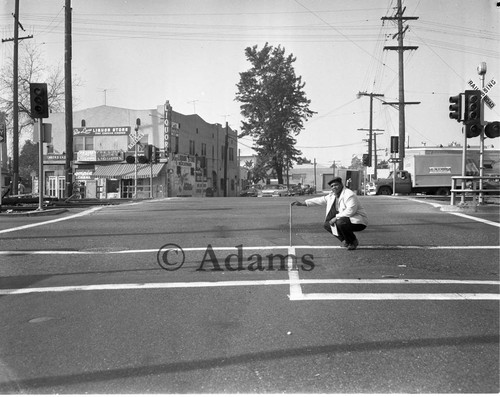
[373,153,474,195]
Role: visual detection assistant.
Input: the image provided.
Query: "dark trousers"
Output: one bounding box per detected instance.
[323,216,366,244]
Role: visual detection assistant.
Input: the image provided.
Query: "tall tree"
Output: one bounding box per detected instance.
[235,43,315,184]
[18,139,38,188]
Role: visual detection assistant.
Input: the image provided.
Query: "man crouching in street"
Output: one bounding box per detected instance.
[292,177,368,250]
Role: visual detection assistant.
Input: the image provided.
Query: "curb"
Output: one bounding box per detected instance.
[440,204,500,213]
[0,208,69,217]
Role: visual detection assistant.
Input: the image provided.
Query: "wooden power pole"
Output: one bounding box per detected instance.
[64,0,74,197]
[382,0,420,169]
[2,0,32,194]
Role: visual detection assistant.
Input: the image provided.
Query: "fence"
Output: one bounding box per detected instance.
[450,176,500,206]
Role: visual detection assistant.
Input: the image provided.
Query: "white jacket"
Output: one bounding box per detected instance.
[305,188,368,226]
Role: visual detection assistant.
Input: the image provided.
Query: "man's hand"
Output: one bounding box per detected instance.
[291,201,306,206]
[328,217,337,225]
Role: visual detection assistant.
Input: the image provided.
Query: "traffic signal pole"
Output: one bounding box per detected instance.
[37,118,44,211]
[477,63,486,205]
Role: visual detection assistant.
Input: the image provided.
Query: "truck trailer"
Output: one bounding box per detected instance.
[374,153,477,195]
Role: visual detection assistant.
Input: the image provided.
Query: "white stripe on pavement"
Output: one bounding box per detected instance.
[447,211,500,227]
[0,245,498,256]
[287,246,303,299]
[0,207,103,235]
[1,279,498,299]
[291,293,500,301]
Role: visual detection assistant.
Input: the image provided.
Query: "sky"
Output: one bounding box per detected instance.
[1,0,499,167]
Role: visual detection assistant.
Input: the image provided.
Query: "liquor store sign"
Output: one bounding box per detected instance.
[74,126,131,136]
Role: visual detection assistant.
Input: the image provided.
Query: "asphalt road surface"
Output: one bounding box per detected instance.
[0,195,498,393]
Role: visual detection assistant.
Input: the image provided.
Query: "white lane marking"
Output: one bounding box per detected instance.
[447,211,500,227]
[408,197,500,227]
[1,245,499,256]
[287,246,303,299]
[0,207,103,235]
[1,279,498,296]
[292,293,500,301]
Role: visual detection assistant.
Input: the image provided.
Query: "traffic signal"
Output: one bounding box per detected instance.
[362,153,371,167]
[484,121,500,139]
[448,94,462,122]
[143,144,152,162]
[464,90,482,138]
[465,123,482,138]
[390,136,399,153]
[464,90,481,124]
[30,83,49,119]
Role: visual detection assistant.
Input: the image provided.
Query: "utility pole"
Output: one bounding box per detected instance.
[2,0,33,195]
[382,0,419,170]
[357,91,384,176]
[64,0,74,198]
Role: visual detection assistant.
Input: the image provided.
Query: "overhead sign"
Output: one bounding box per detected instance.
[77,150,124,162]
[467,78,496,109]
[74,126,131,136]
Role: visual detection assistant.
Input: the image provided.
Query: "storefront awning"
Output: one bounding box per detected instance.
[93,163,166,179]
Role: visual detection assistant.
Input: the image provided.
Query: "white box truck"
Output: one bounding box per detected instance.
[374,154,470,195]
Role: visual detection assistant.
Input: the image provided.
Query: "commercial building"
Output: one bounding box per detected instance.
[41,102,239,199]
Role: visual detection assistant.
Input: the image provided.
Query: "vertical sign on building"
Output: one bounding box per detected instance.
[164,101,172,157]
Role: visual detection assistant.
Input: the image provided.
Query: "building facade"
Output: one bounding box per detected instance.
[42,102,239,199]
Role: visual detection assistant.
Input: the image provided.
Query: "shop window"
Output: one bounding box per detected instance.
[177,166,181,175]
[106,179,119,193]
[74,136,94,152]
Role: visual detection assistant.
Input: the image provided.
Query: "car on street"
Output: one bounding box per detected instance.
[303,184,315,194]
[365,182,377,195]
[239,186,260,197]
[258,184,288,197]
[287,184,305,196]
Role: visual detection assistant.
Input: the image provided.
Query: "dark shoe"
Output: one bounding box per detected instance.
[347,239,359,250]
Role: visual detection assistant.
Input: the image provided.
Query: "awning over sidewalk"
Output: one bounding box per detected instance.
[93,163,166,179]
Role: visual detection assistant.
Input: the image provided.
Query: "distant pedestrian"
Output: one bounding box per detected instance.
[292,177,368,250]
[18,181,25,195]
[79,182,85,199]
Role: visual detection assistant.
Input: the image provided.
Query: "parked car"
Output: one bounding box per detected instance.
[365,182,376,196]
[258,184,288,197]
[240,186,259,197]
[287,184,305,196]
[303,185,315,194]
